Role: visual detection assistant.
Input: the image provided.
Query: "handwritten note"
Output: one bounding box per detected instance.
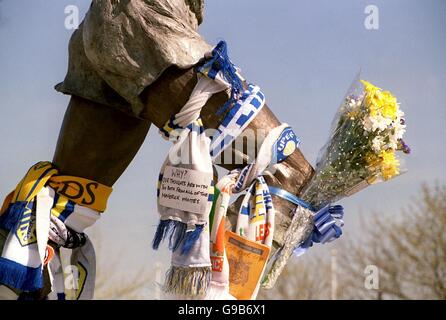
[159,166,212,214]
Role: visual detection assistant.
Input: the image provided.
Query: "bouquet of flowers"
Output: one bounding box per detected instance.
[262,75,410,289]
[300,75,410,209]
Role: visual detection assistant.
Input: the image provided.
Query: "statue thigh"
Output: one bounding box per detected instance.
[52,96,151,186]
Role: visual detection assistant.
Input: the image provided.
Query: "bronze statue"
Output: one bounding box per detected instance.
[0,0,315,299]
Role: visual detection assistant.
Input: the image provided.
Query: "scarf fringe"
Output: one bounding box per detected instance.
[198,41,243,115]
[0,257,43,292]
[181,225,203,255]
[152,219,173,250]
[169,221,187,252]
[164,266,211,296]
[152,220,204,255]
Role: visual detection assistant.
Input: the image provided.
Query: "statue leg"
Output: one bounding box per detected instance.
[52,95,151,186]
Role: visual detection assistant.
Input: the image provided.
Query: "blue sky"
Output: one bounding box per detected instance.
[0,0,445,296]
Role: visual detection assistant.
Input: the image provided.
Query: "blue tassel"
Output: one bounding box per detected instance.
[197,41,244,115]
[181,225,204,255]
[152,220,173,250]
[152,220,204,255]
[169,221,187,252]
[0,257,43,292]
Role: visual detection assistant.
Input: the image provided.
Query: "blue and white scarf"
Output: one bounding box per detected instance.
[153,41,270,298]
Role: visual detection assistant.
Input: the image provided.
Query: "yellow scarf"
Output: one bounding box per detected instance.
[1,161,112,217]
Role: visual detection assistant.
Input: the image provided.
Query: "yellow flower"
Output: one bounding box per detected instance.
[365,152,380,167]
[380,91,398,119]
[366,150,400,181]
[361,80,381,95]
[379,150,400,180]
[361,80,399,119]
[365,152,381,183]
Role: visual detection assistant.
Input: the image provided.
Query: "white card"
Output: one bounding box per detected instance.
[159,166,213,214]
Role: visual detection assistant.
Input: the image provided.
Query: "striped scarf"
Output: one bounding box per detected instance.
[0,161,112,299]
[153,41,268,298]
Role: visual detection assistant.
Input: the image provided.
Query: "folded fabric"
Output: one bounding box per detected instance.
[211,84,265,161]
[0,161,111,299]
[154,82,223,297]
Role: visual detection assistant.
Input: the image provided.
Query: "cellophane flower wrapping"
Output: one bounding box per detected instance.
[300,75,410,210]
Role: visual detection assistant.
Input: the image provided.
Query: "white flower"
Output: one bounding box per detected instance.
[372,136,384,153]
[376,115,393,131]
[386,137,398,150]
[348,99,356,108]
[348,97,363,111]
[363,115,392,132]
[394,121,406,140]
[362,116,374,132]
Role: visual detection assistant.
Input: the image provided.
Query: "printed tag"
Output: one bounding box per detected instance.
[225,231,270,300]
[272,127,300,163]
[159,166,212,214]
